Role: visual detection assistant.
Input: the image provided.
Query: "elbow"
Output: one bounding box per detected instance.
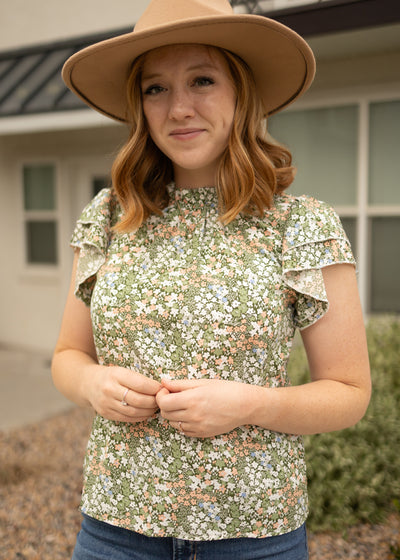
[359,367,372,419]
[347,378,372,428]
[50,345,65,388]
[51,341,67,373]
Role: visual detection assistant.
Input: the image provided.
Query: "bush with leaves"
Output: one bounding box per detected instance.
[288,315,400,531]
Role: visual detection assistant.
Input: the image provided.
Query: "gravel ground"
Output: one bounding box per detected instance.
[1,407,399,560]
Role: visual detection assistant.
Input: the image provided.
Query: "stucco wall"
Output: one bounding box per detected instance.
[0,0,149,50]
[310,51,400,94]
[0,125,127,353]
[0,44,399,353]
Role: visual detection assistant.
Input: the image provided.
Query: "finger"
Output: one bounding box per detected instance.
[122,390,159,410]
[114,411,157,423]
[169,421,202,438]
[169,420,187,435]
[123,408,159,420]
[155,387,169,408]
[157,389,192,413]
[97,400,159,423]
[161,408,189,423]
[161,378,202,392]
[116,397,159,417]
[120,369,162,395]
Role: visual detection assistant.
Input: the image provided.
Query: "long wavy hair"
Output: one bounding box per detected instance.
[112,45,295,232]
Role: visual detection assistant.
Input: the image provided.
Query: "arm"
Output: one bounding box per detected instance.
[249,263,371,434]
[52,251,161,422]
[157,264,371,437]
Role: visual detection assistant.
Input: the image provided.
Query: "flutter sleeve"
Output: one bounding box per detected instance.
[70,188,118,306]
[282,195,355,330]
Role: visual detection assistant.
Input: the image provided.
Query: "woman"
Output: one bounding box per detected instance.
[53,0,371,558]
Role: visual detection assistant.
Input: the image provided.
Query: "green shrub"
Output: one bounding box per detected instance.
[288,315,400,531]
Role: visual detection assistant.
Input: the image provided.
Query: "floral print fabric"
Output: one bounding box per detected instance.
[70,184,354,540]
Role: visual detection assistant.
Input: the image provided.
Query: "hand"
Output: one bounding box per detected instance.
[156,378,255,438]
[86,364,162,423]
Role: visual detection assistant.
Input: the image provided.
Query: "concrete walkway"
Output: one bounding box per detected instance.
[0,345,74,431]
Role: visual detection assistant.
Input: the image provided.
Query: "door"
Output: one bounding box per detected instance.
[68,156,112,226]
[60,156,113,285]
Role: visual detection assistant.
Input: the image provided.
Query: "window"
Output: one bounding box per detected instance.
[340,217,357,258]
[268,104,359,254]
[369,100,400,205]
[368,100,400,312]
[268,97,400,314]
[92,175,110,198]
[268,105,358,205]
[22,163,58,265]
[370,217,400,313]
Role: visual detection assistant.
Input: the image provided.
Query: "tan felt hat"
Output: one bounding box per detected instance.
[62,0,316,123]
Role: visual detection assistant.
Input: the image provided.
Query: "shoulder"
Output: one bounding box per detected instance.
[77,187,121,229]
[71,187,121,255]
[272,193,347,248]
[274,192,338,219]
[70,188,121,306]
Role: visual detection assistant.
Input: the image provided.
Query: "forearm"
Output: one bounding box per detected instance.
[246,379,370,435]
[51,348,99,408]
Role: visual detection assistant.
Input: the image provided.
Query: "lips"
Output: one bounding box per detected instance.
[169,128,204,140]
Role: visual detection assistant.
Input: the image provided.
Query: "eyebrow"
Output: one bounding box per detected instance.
[141,63,218,82]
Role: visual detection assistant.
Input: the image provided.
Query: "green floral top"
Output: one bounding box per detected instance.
[71,184,354,540]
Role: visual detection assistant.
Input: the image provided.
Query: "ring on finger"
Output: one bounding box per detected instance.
[121,388,129,406]
[178,421,184,434]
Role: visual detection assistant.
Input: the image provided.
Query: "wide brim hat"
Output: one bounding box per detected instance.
[62,0,316,123]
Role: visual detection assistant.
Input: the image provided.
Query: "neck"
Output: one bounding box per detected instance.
[173,164,217,190]
[175,184,215,190]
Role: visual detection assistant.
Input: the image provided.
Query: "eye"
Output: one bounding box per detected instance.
[143,84,166,96]
[192,76,215,87]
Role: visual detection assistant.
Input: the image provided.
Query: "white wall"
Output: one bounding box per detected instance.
[0,0,149,51]
[0,125,127,353]
[0,23,399,353]
[308,51,400,95]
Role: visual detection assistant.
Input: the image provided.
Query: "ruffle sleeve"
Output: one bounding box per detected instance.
[282,196,355,330]
[70,188,119,306]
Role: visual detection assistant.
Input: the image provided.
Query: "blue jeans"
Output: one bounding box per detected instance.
[72,514,309,560]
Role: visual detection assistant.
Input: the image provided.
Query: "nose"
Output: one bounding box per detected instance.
[168,87,195,120]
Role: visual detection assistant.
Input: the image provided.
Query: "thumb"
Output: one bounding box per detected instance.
[155,386,170,407]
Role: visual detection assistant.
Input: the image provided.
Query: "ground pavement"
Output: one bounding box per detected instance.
[0,345,74,431]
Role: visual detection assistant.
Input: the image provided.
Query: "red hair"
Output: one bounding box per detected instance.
[112,46,294,232]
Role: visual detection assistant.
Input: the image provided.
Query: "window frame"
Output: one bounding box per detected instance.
[271,84,400,314]
[19,158,61,275]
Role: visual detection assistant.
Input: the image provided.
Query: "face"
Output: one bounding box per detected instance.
[141,44,236,188]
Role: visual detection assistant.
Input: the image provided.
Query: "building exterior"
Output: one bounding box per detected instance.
[0,0,399,353]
